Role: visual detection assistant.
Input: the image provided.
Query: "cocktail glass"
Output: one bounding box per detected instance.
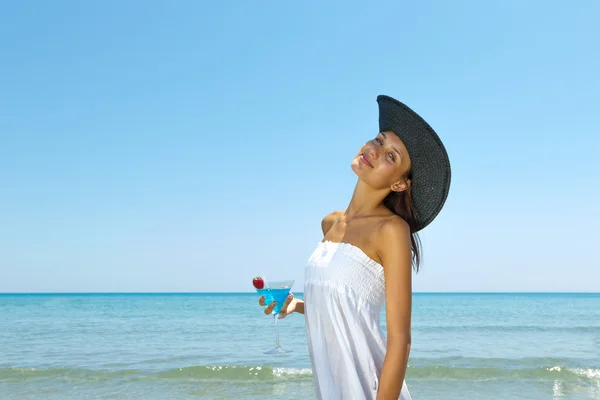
[256,279,294,354]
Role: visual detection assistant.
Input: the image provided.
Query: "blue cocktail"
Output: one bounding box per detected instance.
[255,279,294,354]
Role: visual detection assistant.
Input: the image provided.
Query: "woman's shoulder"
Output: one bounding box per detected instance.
[321,210,344,236]
[378,213,410,235]
[374,214,411,250]
[370,215,412,272]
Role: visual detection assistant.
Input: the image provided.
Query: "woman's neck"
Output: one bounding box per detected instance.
[345,179,390,220]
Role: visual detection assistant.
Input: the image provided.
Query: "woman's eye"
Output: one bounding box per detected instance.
[388,153,395,161]
[375,138,382,144]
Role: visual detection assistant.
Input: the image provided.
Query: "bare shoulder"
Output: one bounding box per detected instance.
[321,210,343,236]
[378,215,411,241]
[375,215,412,267]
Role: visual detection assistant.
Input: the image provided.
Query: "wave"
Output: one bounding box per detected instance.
[413,325,600,333]
[1,364,598,383]
[0,366,312,382]
[158,365,312,380]
[407,365,600,381]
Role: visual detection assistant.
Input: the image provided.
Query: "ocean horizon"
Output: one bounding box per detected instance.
[3,291,599,294]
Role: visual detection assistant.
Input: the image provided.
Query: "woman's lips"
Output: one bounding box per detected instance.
[360,154,373,167]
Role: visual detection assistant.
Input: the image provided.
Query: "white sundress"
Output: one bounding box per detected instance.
[304,240,412,400]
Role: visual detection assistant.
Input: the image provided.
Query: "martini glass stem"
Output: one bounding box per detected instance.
[273,313,281,348]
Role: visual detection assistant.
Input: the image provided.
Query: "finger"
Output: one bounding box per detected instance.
[278,293,294,319]
[264,301,276,315]
[258,296,265,306]
[281,292,293,311]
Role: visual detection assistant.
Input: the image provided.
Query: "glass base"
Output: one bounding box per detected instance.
[264,345,294,355]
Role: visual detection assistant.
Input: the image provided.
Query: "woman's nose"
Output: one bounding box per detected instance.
[368,147,379,159]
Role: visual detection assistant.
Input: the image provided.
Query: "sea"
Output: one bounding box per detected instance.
[1,292,599,399]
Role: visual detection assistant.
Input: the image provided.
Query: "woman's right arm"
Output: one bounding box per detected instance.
[293,298,304,315]
[259,293,304,317]
[258,212,338,318]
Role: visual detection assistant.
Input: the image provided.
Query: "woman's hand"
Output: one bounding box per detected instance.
[258,292,299,319]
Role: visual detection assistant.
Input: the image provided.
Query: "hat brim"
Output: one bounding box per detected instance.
[377,95,451,232]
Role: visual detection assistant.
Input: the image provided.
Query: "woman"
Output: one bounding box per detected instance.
[259,95,451,399]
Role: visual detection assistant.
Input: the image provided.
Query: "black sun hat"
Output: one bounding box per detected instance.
[377,95,451,232]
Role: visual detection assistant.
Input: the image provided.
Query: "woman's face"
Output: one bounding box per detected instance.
[351,131,412,192]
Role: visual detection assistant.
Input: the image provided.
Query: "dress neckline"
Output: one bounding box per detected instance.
[319,240,384,269]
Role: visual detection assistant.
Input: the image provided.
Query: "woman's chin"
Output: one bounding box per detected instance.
[350,161,364,177]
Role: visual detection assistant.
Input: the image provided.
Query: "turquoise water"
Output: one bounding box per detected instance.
[2,293,600,399]
[256,287,292,315]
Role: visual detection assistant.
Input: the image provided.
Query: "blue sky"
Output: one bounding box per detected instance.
[1,0,598,293]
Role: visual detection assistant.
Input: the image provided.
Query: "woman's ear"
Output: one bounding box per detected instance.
[391,178,411,193]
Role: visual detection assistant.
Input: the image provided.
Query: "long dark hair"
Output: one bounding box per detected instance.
[382,170,422,273]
